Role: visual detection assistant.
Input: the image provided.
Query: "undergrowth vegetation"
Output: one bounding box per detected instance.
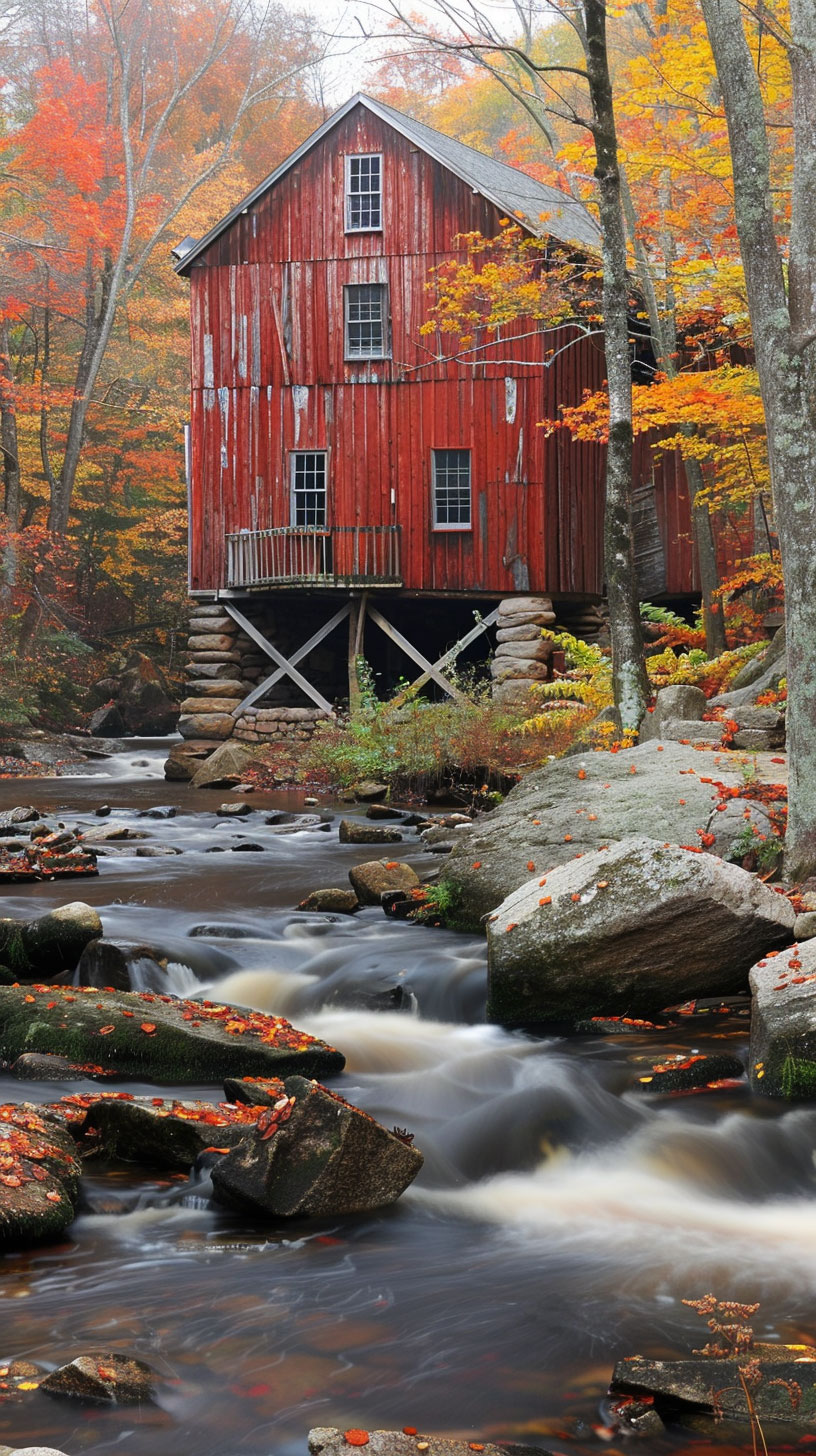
[290,609,773,796]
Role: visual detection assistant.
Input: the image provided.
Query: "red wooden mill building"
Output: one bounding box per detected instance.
[173,93,702,740]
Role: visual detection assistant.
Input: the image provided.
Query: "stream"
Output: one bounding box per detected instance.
[1,740,815,1455]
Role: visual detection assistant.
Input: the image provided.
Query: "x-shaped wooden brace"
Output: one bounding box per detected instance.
[224,601,351,717]
[366,603,500,705]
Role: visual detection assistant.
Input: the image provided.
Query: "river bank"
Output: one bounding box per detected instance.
[0,743,813,1456]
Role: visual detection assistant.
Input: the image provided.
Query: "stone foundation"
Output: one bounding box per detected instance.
[491,596,556,703]
[179,601,332,751]
[233,706,330,743]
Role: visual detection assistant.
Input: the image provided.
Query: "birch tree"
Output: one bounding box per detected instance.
[700,0,816,878]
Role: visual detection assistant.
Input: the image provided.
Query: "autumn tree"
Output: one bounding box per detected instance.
[379,0,650,729]
[0,0,325,536]
[699,0,816,878]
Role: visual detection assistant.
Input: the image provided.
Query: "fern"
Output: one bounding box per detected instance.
[640,601,689,628]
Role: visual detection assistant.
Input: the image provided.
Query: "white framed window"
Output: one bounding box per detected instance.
[345,283,390,359]
[432,449,472,530]
[345,154,382,232]
[291,451,327,527]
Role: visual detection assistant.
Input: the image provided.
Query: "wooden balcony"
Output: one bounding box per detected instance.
[225,525,402,589]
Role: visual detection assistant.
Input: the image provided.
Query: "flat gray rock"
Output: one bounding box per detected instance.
[441,742,744,929]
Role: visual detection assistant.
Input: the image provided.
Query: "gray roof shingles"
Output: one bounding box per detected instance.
[173,92,599,274]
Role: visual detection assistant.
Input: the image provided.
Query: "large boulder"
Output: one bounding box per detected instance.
[0,903,102,981]
[210,1075,423,1217]
[0,985,344,1084]
[0,1103,81,1250]
[97,652,178,735]
[486,837,795,1026]
[749,939,816,1097]
[441,741,744,930]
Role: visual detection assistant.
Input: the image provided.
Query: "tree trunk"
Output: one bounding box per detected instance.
[0,321,20,530]
[702,0,816,878]
[583,0,649,731]
[46,253,111,535]
[685,453,727,656]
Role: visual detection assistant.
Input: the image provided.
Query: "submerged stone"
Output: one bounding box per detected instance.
[296,889,360,915]
[631,1051,744,1094]
[309,1433,557,1456]
[40,1352,155,1405]
[610,1345,816,1428]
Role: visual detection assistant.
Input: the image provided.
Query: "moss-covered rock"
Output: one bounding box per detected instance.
[0,903,103,981]
[0,985,344,1083]
[211,1075,423,1217]
[74,1094,279,1167]
[0,1103,81,1249]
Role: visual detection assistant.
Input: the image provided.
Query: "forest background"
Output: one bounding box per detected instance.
[0,0,782,730]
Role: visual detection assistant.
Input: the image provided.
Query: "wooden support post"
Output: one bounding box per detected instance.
[347,592,368,712]
[389,606,500,707]
[224,602,346,717]
[365,603,468,703]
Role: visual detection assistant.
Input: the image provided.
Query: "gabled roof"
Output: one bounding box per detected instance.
[173,92,600,275]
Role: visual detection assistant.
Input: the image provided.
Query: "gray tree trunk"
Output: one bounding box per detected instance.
[584,0,650,729]
[701,0,816,878]
[0,321,20,531]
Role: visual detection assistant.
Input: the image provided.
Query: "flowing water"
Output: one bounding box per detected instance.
[0,742,814,1455]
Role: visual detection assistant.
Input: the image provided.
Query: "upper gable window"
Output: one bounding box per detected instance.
[345,154,382,232]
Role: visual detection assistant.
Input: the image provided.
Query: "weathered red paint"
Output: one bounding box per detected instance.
[181,101,745,600]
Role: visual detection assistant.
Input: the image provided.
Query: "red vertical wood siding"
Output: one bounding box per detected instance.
[185,102,716,599]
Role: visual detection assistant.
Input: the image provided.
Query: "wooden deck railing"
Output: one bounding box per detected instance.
[226,525,402,589]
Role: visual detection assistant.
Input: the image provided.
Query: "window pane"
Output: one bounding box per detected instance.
[347,155,382,230]
[346,284,386,357]
[433,449,471,527]
[292,452,327,527]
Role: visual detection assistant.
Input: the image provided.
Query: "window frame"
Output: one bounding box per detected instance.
[344,153,383,234]
[344,282,391,361]
[431,448,472,532]
[289,449,329,529]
